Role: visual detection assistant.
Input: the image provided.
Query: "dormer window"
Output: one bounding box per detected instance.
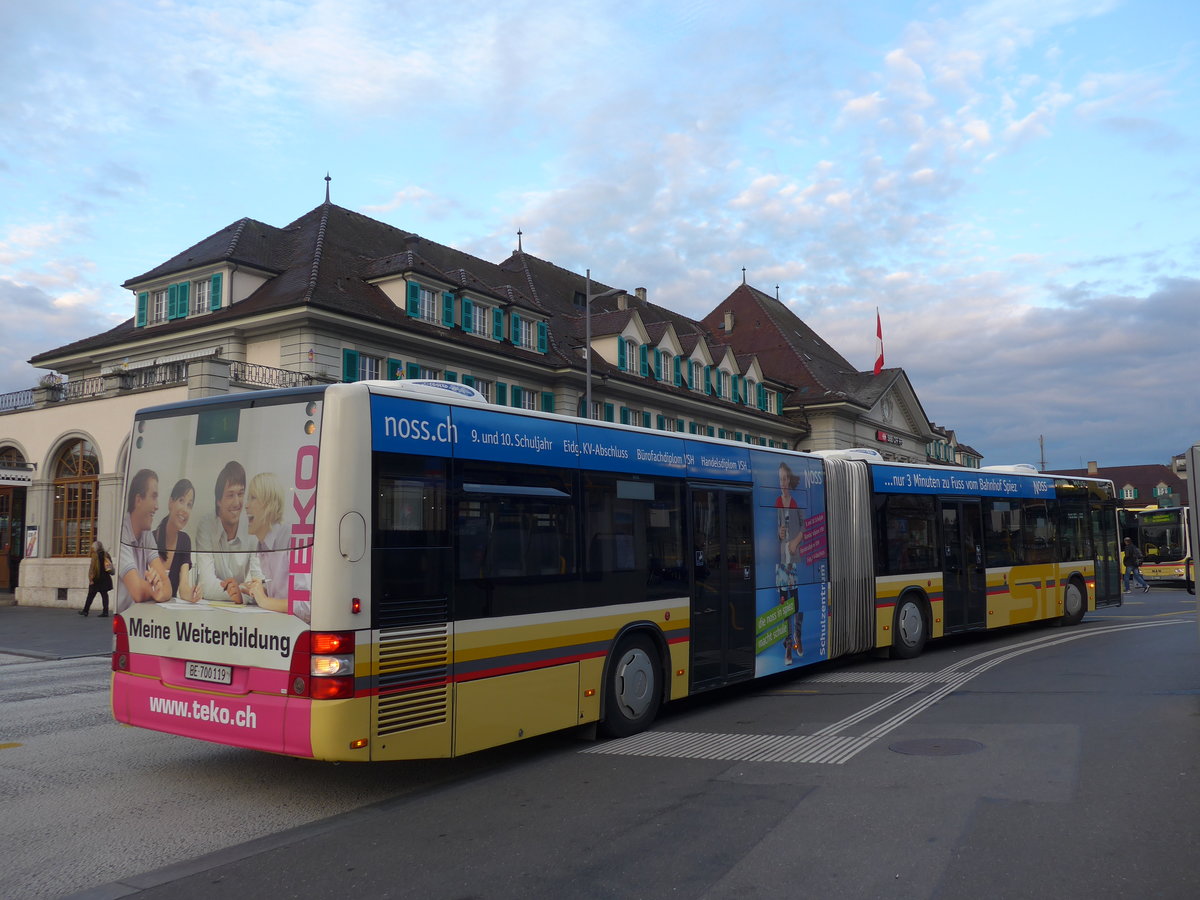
[191,279,210,316]
[151,289,168,324]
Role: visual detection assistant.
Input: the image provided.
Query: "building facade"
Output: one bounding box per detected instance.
[0,198,977,605]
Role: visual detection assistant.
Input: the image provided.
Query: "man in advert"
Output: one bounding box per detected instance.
[194,460,263,603]
[115,469,172,613]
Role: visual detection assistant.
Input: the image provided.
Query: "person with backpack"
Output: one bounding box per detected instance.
[1122,537,1150,594]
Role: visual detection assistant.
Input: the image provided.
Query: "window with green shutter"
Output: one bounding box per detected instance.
[444,371,457,382]
[673,355,682,386]
[656,414,665,430]
[442,292,455,327]
[639,344,648,377]
[704,366,712,395]
[604,402,615,422]
[496,382,507,405]
[342,349,360,382]
[617,338,626,370]
[642,412,651,429]
[676,418,684,432]
[620,407,630,425]
[136,291,148,326]
[406,282,421,317]
[208,273,222,311]
[493,309,504,341]
[537,321,548,353]
[653,350,662,380]
[386,358,403,379]
[462,298,473,332]
[406,362,420,379]
[541,391,555,413]
[462,374,475,387]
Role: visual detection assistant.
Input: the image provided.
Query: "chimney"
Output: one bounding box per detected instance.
[724,311,735,333]
[1087,460,1098,475]
[617,293,628,310]
[635,287,647,303]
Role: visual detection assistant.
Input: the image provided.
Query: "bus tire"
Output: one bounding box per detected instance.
[1061,577,1086,626]
[891,594,928,659]
[600,633,662,739]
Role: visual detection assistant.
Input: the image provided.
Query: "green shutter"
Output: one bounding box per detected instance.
[673,356,682,386]
[404,363,419,379]
[541,391,555,413]
[442,292,455,327]
[210,273,223,311]
[342,349,360,383]
[167,283,178,319]
[620,406,630,425]
[704,366,712,395]
[676,418,685,432]
[653,350,662,380]
[656,415,665,430]
[493,309,504,341]
[511,312,522,344]
[462,374,475,387]
[639,344,648,377]
[386,358,403,379]
[136,292,148,327]
[462,298,473,332]
[617,339,626,370]
[758,383,767,410]
[537,321,548,353]
[496,382,507,405]
[604,402,615,422]
[406,282,421,317]
[176,281,189,319]
[776,393,784,415]
[511,385,523,407]
[707,426,715,437]
[642,412,651,429]
[444,370,457,382]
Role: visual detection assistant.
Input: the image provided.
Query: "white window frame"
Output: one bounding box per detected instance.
[517,318,537,351]
[517,386,537,410]
[473,378,494,402]
[151,289,168,324]
[191,279,210,316]
[692,361,702,391]
[358,355,381,381]
[471,305,490,337]
[419,287,439,323]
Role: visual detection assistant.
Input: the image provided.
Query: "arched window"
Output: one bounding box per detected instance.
[0,446,25,468]
[52,439,99,557]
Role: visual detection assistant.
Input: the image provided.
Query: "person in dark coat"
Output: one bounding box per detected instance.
[81,540,114,616]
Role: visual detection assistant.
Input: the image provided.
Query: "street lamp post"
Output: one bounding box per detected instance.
[584,268,625,420]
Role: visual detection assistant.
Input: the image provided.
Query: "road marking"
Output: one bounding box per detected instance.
[0,742,22,750]
[583,619,1190,765]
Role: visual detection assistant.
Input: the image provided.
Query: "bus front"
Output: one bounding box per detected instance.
[110,388,359,760]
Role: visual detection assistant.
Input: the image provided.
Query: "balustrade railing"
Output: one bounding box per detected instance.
[0,388,34,412]
[229,362,313,388]
[61,375,105,401]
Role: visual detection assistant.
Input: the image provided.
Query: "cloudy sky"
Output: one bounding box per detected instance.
[1,0,1197,470]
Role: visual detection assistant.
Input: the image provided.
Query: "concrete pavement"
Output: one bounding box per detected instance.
[0,594,112,663]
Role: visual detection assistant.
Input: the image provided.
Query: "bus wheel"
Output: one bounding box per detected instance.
[1061,578,1086,626]
[600,634,662,739]
[891,595,927,659]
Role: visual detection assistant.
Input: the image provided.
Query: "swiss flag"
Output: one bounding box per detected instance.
[873,309,884,375]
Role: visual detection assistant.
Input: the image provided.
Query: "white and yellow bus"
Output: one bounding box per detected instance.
[111,381,1122,760]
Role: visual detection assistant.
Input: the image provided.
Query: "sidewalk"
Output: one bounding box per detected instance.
[0,595,113,663]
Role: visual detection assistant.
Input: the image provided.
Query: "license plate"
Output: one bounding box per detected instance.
[185,661,232,685]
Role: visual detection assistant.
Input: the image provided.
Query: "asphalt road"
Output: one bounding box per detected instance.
[2,590,1197,900]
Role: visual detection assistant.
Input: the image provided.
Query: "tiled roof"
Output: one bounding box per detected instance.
[1045,463,1189,506]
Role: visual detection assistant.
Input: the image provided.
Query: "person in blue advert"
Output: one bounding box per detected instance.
[153,478,202,603]
[115,469,172,613]
[775,462,805,665]
[242,471,311,622]
[194,461,263,603]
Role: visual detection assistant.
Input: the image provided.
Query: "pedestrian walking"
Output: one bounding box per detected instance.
[81,540,114,616]
[1122,537,1149,594]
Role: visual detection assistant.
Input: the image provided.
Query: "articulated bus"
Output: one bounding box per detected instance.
[111,381,1122,761]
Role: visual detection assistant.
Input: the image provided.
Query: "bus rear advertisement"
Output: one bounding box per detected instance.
[111,381,1121,761]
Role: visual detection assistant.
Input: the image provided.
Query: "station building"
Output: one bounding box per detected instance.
[0,194,980,605]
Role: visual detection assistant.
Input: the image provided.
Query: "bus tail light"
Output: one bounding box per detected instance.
[290,631,356,700]
[112,615,130,671]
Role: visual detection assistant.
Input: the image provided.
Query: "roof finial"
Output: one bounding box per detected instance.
[517,228,523,252]
[324,173,331,204]
[741,267,746,284]
[776,285,780,300]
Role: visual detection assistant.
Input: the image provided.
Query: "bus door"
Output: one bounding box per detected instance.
[1091,497,1122,607]
[690,486,755,690]
[940,500,986,632]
